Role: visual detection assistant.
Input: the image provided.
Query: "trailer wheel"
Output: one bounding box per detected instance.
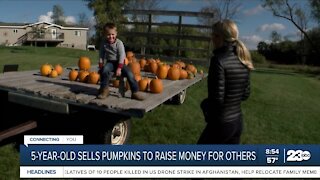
[104,119,131,145]
[170,89,187,105]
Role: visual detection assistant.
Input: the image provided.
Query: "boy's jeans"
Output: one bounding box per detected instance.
[100,62,138,93]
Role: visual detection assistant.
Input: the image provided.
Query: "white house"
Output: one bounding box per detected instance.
[0,21,89,50]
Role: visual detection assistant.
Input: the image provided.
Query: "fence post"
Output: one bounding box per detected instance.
[177,15,182,57]
[146,13,152,55]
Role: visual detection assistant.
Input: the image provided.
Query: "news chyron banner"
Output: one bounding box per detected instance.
[20,136,320,178]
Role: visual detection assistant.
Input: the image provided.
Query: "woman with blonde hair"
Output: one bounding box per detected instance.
[198,19,253,144]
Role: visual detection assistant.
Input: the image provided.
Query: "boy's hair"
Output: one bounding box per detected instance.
[103,23,116,31]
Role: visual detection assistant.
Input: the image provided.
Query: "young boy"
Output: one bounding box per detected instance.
[97,23,144,100]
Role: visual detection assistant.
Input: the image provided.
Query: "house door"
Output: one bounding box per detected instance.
[51,29,57,39]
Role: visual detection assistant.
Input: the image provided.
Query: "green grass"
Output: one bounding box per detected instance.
[1,46,320,178]
[242,69,320,144]
[255,62,320,79]
[130,69,320,144]
[130,79,207,144]
[0,46,98,71]
[0,144,20,179]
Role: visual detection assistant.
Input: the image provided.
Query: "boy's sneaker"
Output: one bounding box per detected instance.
[131,92,144,101]
[97,88,109,99]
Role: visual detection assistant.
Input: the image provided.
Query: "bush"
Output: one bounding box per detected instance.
[251,51,267,64]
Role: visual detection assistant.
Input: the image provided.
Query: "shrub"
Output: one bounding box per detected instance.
[251,51,267,64]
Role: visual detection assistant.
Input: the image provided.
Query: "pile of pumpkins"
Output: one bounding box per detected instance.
[125,51,163,94]
[68,56,100,84]
[40,64,63,78]
[125,51,200,94]
[40,56,100,84]
[40,52,200,95]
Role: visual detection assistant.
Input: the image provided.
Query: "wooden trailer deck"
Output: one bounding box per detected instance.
[0,69,205,118]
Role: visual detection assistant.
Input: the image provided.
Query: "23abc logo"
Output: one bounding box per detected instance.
[286,150,311,162]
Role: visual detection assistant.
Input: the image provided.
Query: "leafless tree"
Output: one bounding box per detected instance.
[208,0,242,20]
[197,0,242,33]
[125,0,163,22]
[262,0,316,52]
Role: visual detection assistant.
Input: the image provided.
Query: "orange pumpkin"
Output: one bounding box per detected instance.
[88,71,100,84]
[175,60,186,69]
[54,64,63,75]
[156,64,169,79]
[40,64,52,76]
[149,61,158,74]
[165,64,170,71]
[139,58,147,70]
[138,78,149,92]
[155,58,161,64]
[150,78,163,93]
[69,69,78,81]
[78,56,91,71]
[126,51,135,63]
[179,69,188,79]
[126,51,134,58]
[131,57,138,63]
[186,64,197,74]
[129,62,141,75]
[147,58,155,64]
[167,67,180,80]
[49,69,58,78]
[78,70,89,82]
[124,57,129,65]
[171,63,181,69]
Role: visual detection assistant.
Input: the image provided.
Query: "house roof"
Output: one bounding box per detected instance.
[0,21,89,30]
[0,22,29,28]
[0,22,28,26]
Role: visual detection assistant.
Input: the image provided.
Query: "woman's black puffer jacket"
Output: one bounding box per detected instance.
[202,44,250,123]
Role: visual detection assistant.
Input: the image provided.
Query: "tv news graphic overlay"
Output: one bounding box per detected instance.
[20,143,320,178]
[265,148,280,164]
[286,149,311,162]
[24,135,83,147]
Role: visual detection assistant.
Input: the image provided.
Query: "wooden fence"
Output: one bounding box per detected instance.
[120,10,213,66]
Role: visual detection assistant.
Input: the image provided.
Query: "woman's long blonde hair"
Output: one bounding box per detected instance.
[213,19,254,70]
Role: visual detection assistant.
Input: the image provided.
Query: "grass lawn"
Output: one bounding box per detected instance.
[0,46,320,178]
[130,68,320,144]
[0,46,98,71]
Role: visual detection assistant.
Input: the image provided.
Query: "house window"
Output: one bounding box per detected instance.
[13,29,18,33]
[75,31,81,36]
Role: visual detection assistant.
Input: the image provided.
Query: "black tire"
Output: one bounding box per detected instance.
[104,119,132,145]
[170,89,187,105]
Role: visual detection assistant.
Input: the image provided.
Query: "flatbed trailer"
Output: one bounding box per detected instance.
[0,68,205,145]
